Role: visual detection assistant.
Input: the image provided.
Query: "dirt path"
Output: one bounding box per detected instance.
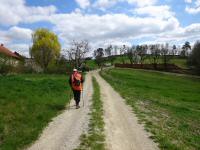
[93,71,159,150]
[27,73,93,150]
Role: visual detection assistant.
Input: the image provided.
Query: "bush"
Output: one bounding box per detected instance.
[0,63,12,75]
[0,54,13,75]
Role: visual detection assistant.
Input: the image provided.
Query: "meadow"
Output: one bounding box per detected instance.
[86,56,188,70]
[100,68,200,150]
[114,56,188,69]
[0,74,70,150]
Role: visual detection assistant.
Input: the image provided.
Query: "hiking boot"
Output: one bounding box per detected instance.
[76,105,80,109]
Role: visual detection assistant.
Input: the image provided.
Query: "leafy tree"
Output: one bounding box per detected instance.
[30,28,61,72]
[94,48,104,69]
[48,55,69,74]
[188,40,200,72]
[181,41,191,57]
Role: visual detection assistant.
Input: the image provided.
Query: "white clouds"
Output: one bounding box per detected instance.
[0,26,32,44]
[184,23,200,36]
[196,0,200,5]
[185,0,192,3]
[134,5,175,19]
[0,0,57,26]
[8,26,32,40]
[185,0,200,14]
[0,30,11,44]
[9,43,30,56]
[93,0,118,10]
[150,23,200,43]
[185,6,200,14]
[126,0,157,7]
[0,26,32,56]
[93,0,157,10]
[75,0,90,9]
[48,12,180,47]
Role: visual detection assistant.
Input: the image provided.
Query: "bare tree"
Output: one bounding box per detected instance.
[94,48,104,70]
[127,45,135,64]
[120,45,128,64]
[136,44,147,64]
[150,44,161,69]
[66,40,90,69]
[171,45,177,56]
[113,45,118,55]
[160,43,171,70]
[105,45,112,56]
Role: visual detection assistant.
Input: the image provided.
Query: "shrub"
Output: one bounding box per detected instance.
[0,63,12,75]
[0,54,13,75]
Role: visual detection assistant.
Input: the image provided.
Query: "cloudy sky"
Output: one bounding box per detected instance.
[0,0,200,56]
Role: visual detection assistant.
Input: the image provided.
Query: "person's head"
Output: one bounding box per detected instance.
[73,68,78,73]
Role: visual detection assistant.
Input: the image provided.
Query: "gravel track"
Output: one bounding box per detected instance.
[27,73,93,150]
[94,71,159,150]
[27,70,158,150]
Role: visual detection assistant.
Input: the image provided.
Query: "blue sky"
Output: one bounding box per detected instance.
[0,0,200,56]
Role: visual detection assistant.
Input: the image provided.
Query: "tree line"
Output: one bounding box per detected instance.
[29,28,90,73]
[16,28,200,74]
[1,28,199,75]
[94,41,199,72]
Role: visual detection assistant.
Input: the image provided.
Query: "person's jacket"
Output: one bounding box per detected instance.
[69,72,84,91]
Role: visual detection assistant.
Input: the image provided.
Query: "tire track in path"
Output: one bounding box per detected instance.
[94,71,159,150]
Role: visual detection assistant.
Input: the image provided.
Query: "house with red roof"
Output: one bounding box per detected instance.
[0,44,23,68]
[0,44,42,73]
[0,44,20,59]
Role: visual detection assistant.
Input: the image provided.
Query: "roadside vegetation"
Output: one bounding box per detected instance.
[0,74,70,150]
[100,68,200,150]
[75,76,105,150]
[85,59,99,70]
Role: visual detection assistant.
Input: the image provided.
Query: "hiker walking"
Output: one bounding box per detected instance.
[69,69,84,109]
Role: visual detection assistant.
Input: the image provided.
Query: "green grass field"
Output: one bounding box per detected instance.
[86,56,188,70]
[100,68,200,150]
[76,76,105,150]
[114,56,188,69]
[0,74,70,150]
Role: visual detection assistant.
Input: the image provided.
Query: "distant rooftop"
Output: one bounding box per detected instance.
[0,44,20,59]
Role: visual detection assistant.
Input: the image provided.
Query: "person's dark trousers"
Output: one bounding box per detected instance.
[73,90,81,106]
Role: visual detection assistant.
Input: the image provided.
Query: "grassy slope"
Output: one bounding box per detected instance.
[0,74,70,150]
[100,68,200,150]
[75,76,105,150]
